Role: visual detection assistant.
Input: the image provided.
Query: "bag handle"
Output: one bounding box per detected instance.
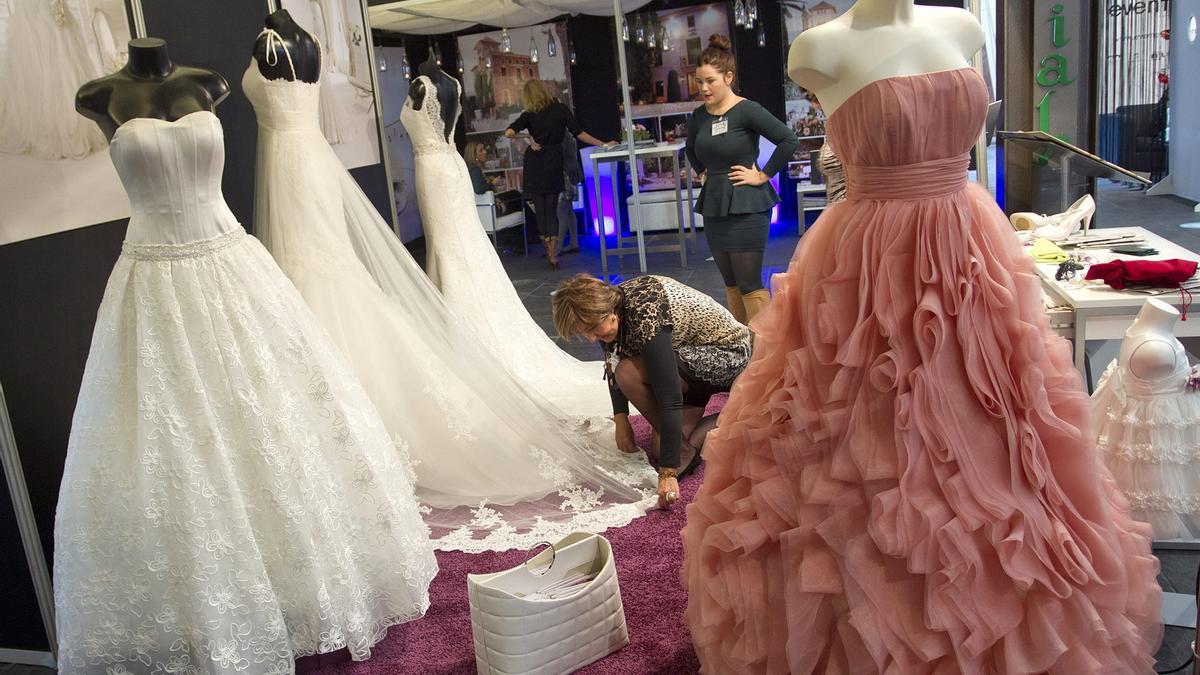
[524,540,556,577]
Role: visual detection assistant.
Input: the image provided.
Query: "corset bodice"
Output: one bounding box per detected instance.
[110,110,240,245]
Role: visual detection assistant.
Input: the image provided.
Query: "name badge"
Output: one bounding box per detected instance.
[711,119,729,136]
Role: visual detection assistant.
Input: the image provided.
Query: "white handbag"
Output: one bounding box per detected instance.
[467,531,630,675]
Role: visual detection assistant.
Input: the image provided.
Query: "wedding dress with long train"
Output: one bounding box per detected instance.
[54,110,436,674]
[0,0,108,159]
[406,74,616,418]
[243,31,656,552]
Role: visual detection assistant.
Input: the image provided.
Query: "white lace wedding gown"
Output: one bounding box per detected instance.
[405,75,616,419]
[0,0,108,159]
[53,110,436,674]
[243,31,656,552]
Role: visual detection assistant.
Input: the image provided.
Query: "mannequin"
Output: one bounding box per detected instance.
[786,0,984,117]
[75,38,230,139]
[408,58,459,143]
[253,9,321,83]
[1093,298,1200,541]
[1120,298,1185,381]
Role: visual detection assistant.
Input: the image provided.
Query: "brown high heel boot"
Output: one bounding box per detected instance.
[724,286,748,324]
[544,236,561,269]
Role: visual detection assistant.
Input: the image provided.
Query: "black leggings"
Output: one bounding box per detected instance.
[711,248,765,294]
[528,192,560,237]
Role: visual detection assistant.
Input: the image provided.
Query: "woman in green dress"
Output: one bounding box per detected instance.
[686,34,800,323]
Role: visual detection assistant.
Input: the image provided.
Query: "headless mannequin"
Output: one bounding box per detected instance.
[253,9,321,83]
[786,0,984,117]
[1120,299,1185,382]
[76,38,230,140]
[408,59,459,143]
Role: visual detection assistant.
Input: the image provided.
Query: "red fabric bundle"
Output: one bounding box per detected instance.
[1084,258,1198,290]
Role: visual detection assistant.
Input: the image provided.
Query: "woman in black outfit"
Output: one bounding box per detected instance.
[506,80,614,268]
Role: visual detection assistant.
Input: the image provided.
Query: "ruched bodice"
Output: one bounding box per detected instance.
[110,110,240,246]
[827,68,988,201]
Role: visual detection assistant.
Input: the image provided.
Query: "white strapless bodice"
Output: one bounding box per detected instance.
[110,110,240,246]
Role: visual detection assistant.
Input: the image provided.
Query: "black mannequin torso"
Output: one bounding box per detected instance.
[253,9,321,83]
[75,38,231,140]
[409,60,460,142]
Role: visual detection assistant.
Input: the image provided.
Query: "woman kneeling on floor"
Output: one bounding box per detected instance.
[552,273,752,508]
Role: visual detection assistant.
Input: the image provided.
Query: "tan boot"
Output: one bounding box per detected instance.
[543,236,560,269]
[742,288,771,322]
[724,286,748,324]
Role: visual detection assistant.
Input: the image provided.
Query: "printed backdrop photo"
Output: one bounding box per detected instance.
[0,0,133,245]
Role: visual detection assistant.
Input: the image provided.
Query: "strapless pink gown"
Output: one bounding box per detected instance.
[681,68,1162,674]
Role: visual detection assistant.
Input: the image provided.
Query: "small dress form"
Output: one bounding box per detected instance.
[1093,298,1200,540]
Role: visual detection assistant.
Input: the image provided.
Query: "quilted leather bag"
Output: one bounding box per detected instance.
[467,531,630,675]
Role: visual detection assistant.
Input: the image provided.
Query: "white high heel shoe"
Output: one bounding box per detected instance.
[1008,194,1096,242]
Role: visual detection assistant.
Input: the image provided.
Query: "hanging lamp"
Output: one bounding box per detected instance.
[547,28,557,57]
[529,35,539,63]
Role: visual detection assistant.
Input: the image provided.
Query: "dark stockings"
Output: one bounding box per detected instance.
[711,248,766,294]
[529,191,560,237]
[614,356,718,473]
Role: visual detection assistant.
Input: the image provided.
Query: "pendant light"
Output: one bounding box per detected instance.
[622,15,630,41]
[529,35,539,63]
[635,14,645,44]
[734,0,745,28]
[547,29,557,57]
[660,25,670,51]
[378,48,387,72]
[648,25,657,49]
[485,53,493,69]
[400,43,410,79]
[457,51,465,74]
[501,28,512,52]
[747,0,759,24]
[569,40,578,64]
[756,21,766,47]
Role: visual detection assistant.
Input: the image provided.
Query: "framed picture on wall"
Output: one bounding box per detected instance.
[279,0,382,169]
[458,21,572,191]
[0,0,138,246]
[623,3,733,119]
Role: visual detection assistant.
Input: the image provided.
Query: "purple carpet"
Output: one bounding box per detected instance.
[306,396,727,675]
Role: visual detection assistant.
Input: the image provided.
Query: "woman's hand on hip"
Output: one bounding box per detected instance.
[529,139,543,151]
[730,163,768,186]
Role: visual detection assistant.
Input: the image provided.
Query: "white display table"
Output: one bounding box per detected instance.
[589,141,697,274]
[1035,227,1200,380]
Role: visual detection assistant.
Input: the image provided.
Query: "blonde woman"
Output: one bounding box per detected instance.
[506,80,614,268]
[553,273,752,509]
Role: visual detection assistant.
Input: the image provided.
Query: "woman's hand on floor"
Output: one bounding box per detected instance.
[614,415,639,454]
[658,475,680,509]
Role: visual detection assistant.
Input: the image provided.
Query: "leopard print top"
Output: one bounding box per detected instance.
[604,275,751,386]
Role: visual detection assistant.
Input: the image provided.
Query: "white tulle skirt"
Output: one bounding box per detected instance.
[1093,361,1200,540]
[55,228,437,674]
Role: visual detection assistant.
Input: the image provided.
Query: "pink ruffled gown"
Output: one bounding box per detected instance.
[681,68,1163,674]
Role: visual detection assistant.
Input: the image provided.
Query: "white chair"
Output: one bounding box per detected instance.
[475,190,528,254]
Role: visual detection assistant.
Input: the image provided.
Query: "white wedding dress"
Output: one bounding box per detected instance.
[53,109,437,674]
[406,75,617,419]
[243,31,656,552]
[0,0,108,159]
